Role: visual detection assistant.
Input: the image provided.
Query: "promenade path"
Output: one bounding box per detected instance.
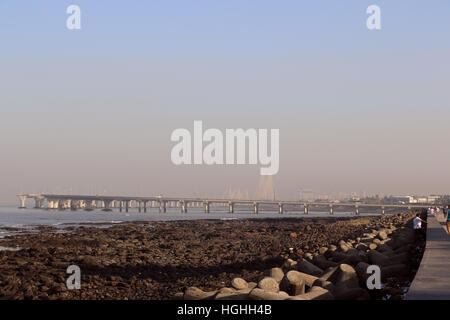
[406,211,450,299]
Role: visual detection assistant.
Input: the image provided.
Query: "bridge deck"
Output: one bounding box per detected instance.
[406,212,450,300]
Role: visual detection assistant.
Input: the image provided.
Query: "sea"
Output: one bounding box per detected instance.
[0,205,381,240]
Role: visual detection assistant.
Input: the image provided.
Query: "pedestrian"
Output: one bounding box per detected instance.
[446,205,450,234]
[413,213,427,240]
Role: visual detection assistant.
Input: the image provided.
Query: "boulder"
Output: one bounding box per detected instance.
[377,230,388,240]
[247,282,258,289]
[184,287,217,300]
[282,258,298,270]
[312,278,335,293]
[231,278,248,290]
[215,292,249,300]
[355,262,371,285]
[313,255,338,269]
[296,259,324,276]
[219,287,236,294]
[324,250,348,262]
[280,270,306,295]
[335,264,359,289]
[269,268,284,283]
[248,288,289,300]
[368,250,391,267]
[381,264,409,281]
[257,277,279,293]
[287,286,334,300]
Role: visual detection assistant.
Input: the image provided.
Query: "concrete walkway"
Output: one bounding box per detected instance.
[406,212,450,300]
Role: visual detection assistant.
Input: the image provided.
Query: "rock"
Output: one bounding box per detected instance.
[248,282,257,289]
[283,258,298,270]
[377,230,388,240]
[341,251,368,266]
[319,247,328,255]
[376,244,393,254]
[381,264,409,281]
[287,286,334,300]
[368,243,377,250]
[328,245,337,251]
[368,250,391,267]
[296,259,324,276]
[355,262,371,284]
[219,287,236,294]
[335,264,360,289]
[215,292,249,300]
[257,277,279,293]
[312,279,335,293]
[313,255,338,269]
[346,248,359,256]
[340,243,351,253]
[319,266,339,282]
[269,268,284,283]
[174,292,184,300]
[304,253,314,261]
[184,287,217,300]
[248,288,289,300]
[280,271,306,295]
[324,250,348,262]
[231,278,248,290]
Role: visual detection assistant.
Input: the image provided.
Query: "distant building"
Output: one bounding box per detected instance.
[393,195,441,204]
[392,195,415,204]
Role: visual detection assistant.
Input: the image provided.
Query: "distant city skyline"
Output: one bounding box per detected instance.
[1,1,450,205]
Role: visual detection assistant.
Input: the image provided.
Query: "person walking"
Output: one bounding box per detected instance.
[444,205,450,234]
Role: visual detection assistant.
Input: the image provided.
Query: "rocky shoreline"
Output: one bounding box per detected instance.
[0,211,425,300]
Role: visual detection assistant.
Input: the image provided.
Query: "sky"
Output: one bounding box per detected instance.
[1,1,450,205]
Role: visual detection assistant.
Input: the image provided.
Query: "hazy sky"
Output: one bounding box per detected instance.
[1,1,450,205]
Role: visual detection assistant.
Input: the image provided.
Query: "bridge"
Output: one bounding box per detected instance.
[17,193,429,215]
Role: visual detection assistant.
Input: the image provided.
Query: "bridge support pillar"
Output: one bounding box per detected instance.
[304,204,309,215]
[84,200,93,211]
[381,206,385,216]
[144,201,147,212]
[102,200,112,211]
[119,201,123,212]
[253,202,259,214]
[355,205,359,216]
[329,204,334,215]
[204,202,210,213]
[125,200,129,212]
[34,198,43,209]
[181,201,187,213]
[228,202,234,213]
[138,201,142,213]
[18,195,27,208]
[279,203,283,214]
[159,200,166,213]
